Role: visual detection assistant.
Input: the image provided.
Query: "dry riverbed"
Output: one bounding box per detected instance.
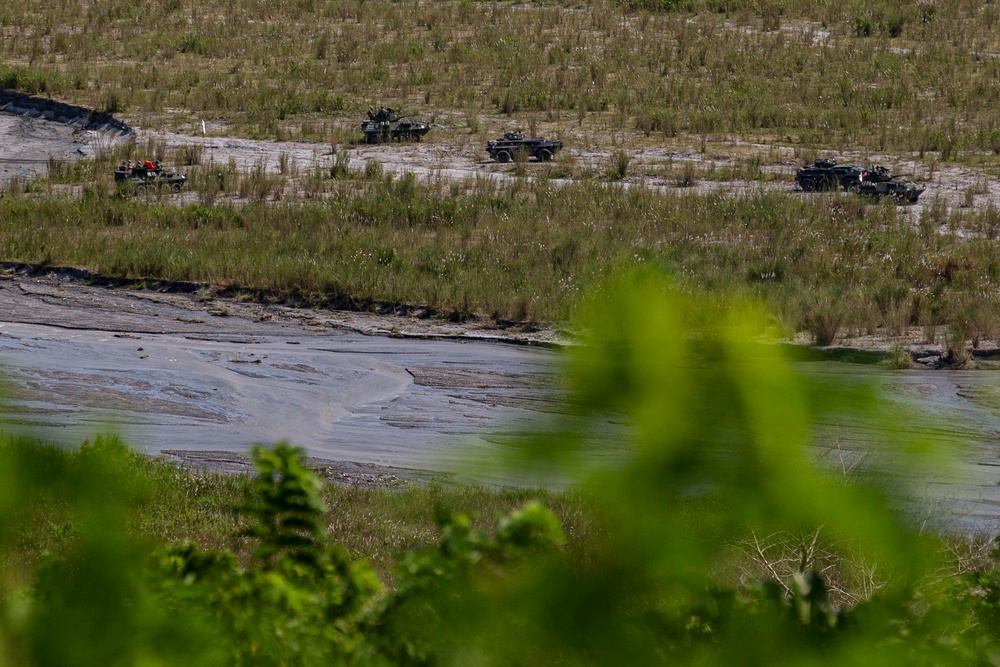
[1,268,1000,531]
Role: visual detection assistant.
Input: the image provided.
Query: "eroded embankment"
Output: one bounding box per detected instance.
[0,89,131,135]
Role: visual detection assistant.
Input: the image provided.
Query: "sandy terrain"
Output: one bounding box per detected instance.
[0,114,92,183]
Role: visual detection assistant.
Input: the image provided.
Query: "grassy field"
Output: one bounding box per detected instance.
[3,0,1000,155]
[3,0,1000,352]
[8,6,1000,660]
[3,439,593,581]
[5,169,1000,351]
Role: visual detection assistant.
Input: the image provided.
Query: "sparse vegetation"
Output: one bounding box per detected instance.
[3,0,1000,344]
[0,0,998,157]
[7,163,1000,346]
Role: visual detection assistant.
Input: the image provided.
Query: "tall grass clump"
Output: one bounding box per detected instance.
[675,161,698,187]
[329,148,354,179]
[606,149,632,181]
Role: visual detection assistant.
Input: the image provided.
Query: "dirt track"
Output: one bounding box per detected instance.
[141,125,998,214]
[3,110,996,216]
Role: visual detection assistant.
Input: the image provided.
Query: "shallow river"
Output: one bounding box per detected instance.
[0,275,566,484]
[2,274,1000,529]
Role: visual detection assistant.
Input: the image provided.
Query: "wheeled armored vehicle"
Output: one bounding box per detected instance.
[857,174,925,204]
[486,132,563,163]
[795,159,864,192]
[796,160,925,204]
[114,161,186,195]
[361,108,430,144]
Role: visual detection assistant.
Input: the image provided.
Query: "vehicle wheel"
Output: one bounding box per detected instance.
[134,184,146,195]
[819,176,836,191]
[366,133,377,144]
[844,180,860,193]
[172,182,183,193]
[496,150,511,163]
[537,148,553,162]
[798,177,815,192]
[411,132,421,142]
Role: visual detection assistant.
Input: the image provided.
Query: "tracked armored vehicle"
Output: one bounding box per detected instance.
[114,162,186,195]
[795,159,864,192]
[486,132,563,163]
[361,108,430,144]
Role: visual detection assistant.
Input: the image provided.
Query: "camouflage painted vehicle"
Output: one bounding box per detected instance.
[486,132,563,162]
[795,159,864,192]
[361,108,430,143]
[845,165,924,203]
[797,160,926,203]
[114,162,186,195]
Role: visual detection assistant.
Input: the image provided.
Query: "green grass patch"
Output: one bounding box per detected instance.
[7,173,1000,351]
[3,0,1000,155]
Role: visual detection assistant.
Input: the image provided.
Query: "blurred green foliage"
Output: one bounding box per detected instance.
[0,274,999,665]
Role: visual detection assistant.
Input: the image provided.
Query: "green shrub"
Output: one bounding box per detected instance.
[4,275,1000,664]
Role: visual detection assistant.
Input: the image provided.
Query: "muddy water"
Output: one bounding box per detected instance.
[2,274,1000,528]
[0,276,563,484]
[798,363,1000,531]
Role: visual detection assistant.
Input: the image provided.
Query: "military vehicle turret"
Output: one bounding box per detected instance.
[114,161,186,195]
[361,108,430,144]
[486,132,563,163]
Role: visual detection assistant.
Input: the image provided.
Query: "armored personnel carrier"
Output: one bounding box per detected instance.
[857,167,925,204]
[486,132,563,163]
[361,108,430,144]
[796,160,925,203]
[795,159,864,192]
[114,161,186,195]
